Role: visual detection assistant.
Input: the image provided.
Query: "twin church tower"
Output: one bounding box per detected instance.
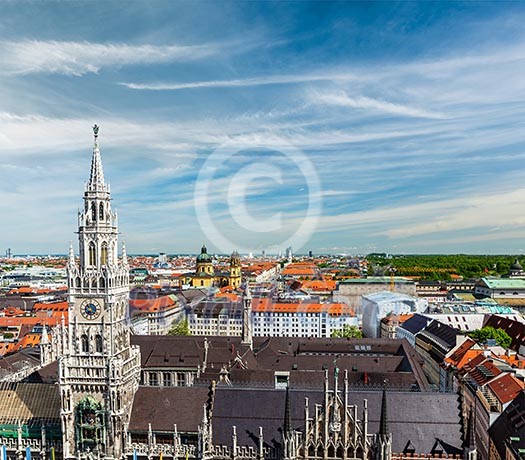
[50,125,141,459]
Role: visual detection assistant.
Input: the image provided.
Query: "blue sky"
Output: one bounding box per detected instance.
[2,1,525,255]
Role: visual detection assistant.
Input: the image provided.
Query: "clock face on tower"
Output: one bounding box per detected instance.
[81,299,101,320]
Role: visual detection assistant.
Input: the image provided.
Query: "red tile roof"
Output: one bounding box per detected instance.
[129,295,178,313]
[251,298,354,316]
[487,373,525,404]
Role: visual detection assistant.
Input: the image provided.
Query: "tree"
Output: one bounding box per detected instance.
[468,326,512,348]
[168,318,190,336]
[331,325,363,338]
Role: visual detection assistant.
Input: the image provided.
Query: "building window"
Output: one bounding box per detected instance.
[81,334,89,353]
[163,373,172,387]
[91,202,96,221]
[99,202,104,221]
[101,242,108,265]
[177,373,186,386]
[88,242,96,266]
[95,334,103,353]
[149,372,159,386]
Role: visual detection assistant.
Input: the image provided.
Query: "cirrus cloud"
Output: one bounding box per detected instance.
[0,40,218,76]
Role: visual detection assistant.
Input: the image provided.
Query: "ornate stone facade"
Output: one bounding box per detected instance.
[56,126,141,460]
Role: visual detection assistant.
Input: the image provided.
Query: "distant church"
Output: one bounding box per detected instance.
[0,126,471,460]
[184,245,242,289]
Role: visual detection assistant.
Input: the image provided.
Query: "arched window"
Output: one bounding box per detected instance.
[99,202,104,221]
[76,277,81,288]
[95,335,103,353]
[91,202,96,221]
[81,335,89,353]
[101,242,108,266]
[99,277,105,288]
[88,242,96,266]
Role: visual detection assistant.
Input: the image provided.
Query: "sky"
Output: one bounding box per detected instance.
[2,1,525,255]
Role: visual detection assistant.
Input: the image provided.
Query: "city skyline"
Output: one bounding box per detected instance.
[2,2,525,254]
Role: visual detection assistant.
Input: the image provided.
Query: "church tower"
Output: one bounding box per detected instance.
[196,244,214,276]
[59,125,141,460]
[229,251,242,289]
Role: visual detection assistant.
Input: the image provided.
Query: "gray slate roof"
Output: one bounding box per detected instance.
[211,387,462,455]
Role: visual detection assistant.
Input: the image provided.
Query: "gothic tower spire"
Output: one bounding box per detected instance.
[379,389,389,438]
[241,282,253,348]
[87,124,106,192]
[463,406,477,460]
[282,386,296,460]
[374,389,392,460]
[284,385,293,436]
[59,125,141,460]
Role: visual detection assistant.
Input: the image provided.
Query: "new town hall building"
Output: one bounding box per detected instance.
[0,128,474,460]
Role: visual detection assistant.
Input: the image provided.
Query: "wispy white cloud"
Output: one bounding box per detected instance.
[0,40,218,76]
[309,90,447,119]
[119,73,357,91]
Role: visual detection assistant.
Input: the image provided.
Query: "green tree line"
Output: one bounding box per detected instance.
[367,254,522,280]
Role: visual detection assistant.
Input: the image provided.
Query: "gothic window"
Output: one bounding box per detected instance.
[99,202,104,221]
[88,242,96,266]
[91,202,96,221]
[99,277,105,288]
[81,334,89,353]
[76,277,81,288]
[95,335,103,353]
[101,242,108,266]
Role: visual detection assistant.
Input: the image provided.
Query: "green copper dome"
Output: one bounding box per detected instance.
[197,244,212,262]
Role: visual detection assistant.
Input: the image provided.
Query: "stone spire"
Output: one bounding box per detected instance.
[87,124,106,192]
[284,385,292,436]
[463,406,477,460]
[241,282,253,348]
[374,389,392,460]
[41,325,49,345]
[68,241,75,266]
[379,389,389,438]
[282,386,296,460]
[122,241,129,267]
